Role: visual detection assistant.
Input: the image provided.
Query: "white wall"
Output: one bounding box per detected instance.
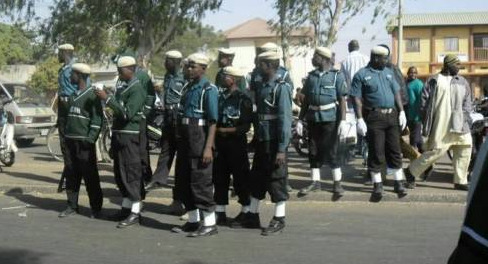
[228,39,257,75]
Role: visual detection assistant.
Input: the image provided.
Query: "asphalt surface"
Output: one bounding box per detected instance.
[0,138,469,203]
[0,194,464,264]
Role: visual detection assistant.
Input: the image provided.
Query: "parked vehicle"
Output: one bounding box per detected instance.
[0,81,56,147]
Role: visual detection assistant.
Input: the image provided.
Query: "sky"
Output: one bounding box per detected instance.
[201,0,488,61]
[9,0,488,62]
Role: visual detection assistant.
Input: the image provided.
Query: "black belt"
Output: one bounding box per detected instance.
[179,117,207,126]
[366,107,395,114]
[165,104,178,110]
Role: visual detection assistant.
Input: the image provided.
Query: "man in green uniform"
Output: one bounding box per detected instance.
[245,51,292,236]
[296,47,348,199]
[58,63,103,219]
[350,46,408,202]
[95,56,146,228]
[171,53,219,237]
[213,66,253,226]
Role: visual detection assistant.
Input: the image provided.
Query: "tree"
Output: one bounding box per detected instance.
[27,56,60,99]
[0,23,35,66]
[270,0,397,48]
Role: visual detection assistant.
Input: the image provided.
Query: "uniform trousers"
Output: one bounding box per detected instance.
[112,133,144,201]
[139,119,153,183]
[58,99,72,183]
[213,134,250,206]
[408,120,424,152]
[249,140,289,203]
[174,121,215,212]
[308,121,340,169]
[65,138,103,211]
[152,109,178,185]
[364,109,403,173]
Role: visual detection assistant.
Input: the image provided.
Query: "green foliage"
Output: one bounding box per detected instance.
[150,25,225,76]
[27,56,61,99]
[0,23,34,66]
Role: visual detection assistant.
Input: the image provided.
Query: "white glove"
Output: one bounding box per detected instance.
[399,110,407,131]
[295,120,303,136]
[94,83,104,91]
[357,118,367,137]
[337,120,348,139]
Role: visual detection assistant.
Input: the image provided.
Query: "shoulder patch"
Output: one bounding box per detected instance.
[365,76,372,81]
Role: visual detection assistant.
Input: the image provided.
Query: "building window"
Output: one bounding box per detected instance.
[405,38,420,52]
[474,33,488,61]
[444,37,459,52]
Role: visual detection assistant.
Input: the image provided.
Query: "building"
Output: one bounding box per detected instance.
[389,11,488,98]
[223,17,314,90]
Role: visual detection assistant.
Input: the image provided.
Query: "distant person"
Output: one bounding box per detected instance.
[404,55,473,191]
[405,66,424,152]
[341,40,369,90]
[215,48,247,92]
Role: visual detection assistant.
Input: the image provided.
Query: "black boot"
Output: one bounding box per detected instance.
[420,166,434,182]
[171,222,201,233]
[59,191,79,218]
[241,213,261,229]
[187,225,218,237]
[215,212,227,226]
[404,168,416,189]
[117,213,140,228]
[229,212,249,228]
[370,182,383,202]
[332,181,345,201]
[393,180,408,198]
[297,181,321,197]
[261,217,285,236]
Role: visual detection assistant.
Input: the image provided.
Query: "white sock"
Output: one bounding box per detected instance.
[386,168,395,176]
[392,168,404,181]
[311,168,321,181]
[250,197,260,213]
[332,168,342,181]
[215,205,226,213]
[188,209,200,223]
[122,198,131,208]
[274,201,286,218]
[371,172,382,183]
[203,211,216,227]
[241,206,250,213]
[131,201,141,214]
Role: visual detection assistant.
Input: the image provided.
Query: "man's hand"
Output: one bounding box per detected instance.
[202,147,213,165]
[275,152,286,166]
[337,120,348,139]
[399,110,407,131]
[295,120,303,136]
[94,89,108,100]
[357,118,367,136]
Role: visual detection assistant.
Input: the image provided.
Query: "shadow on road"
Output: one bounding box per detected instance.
[0,248,48,264]
[4,172,60,185]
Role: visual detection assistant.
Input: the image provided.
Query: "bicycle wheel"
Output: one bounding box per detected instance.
[46,126,63,162]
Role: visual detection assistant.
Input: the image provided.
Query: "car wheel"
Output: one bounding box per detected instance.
[16,138,35,147]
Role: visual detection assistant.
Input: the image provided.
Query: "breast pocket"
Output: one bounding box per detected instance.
[363,78,379,95]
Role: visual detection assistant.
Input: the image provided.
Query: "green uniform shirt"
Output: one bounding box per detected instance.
[255,75,293,152]
[65,87,103,143]
[136,68,155,117]
[299,69,347,122]
[164,70,185,105]
[106,78,145,134]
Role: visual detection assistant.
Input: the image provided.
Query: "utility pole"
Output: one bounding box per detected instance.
[397,0,403,70]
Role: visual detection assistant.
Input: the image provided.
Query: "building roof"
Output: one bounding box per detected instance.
[223,18,313,40]
[389,11,488,31]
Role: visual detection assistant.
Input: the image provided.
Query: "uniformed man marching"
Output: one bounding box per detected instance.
[350,46,408,201]
[58,63,103,219]
[213,66,253,227]
[245,51,292,236]
[171,53,219,237]
[95,56,146,228]
[56,43,80,193]
[147,50,185,191]
[296,47,348,199]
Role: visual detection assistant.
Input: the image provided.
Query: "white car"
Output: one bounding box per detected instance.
[0,81,56,147]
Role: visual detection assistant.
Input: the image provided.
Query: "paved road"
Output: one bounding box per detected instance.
[1,138,468,203]
[0,193,464,264]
